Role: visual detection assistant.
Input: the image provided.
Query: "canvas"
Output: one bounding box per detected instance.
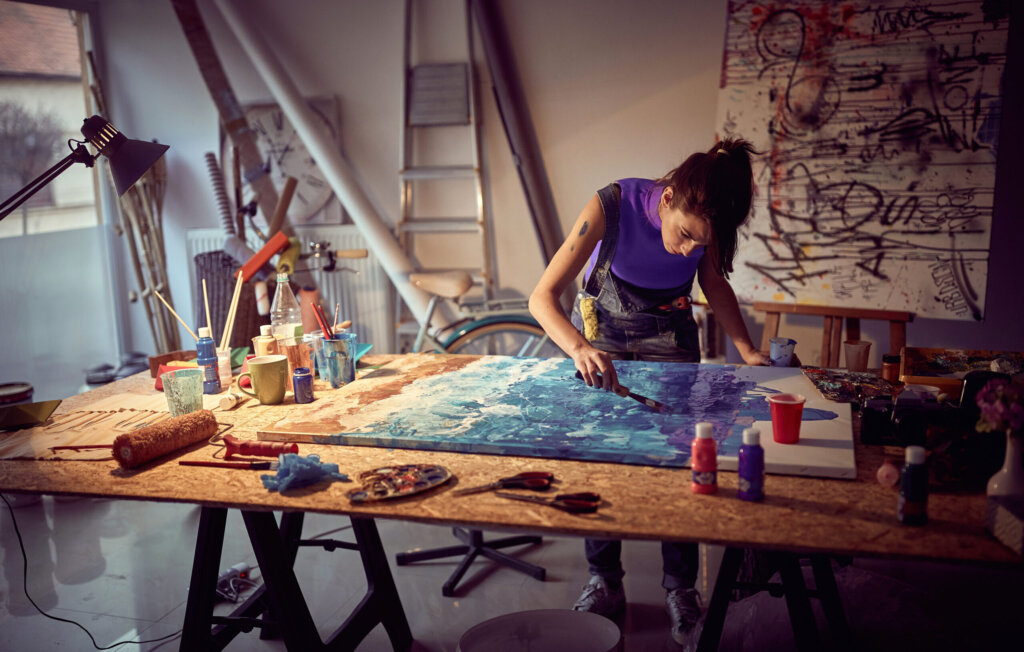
[260,356,856,479]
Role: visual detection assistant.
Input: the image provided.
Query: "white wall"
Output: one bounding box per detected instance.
[88,0,1023,362]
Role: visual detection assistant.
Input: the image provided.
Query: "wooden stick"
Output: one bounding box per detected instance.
[203,278,212,331]
[154,290,199,342]
[220,272,245,351]
[334,303,340,329]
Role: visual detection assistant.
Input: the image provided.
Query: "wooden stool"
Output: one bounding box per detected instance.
[754,302,914,368]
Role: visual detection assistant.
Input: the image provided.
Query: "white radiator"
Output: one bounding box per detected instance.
[186,225,394,353]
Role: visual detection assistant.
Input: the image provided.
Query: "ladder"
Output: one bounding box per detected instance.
[395,0,494,350]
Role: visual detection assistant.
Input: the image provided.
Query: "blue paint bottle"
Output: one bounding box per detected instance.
[898,445,928,525]
[196,327,221,394]
[292,367,314,404]
[737,427,765,501]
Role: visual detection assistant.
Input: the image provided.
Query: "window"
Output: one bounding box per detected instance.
[0,1,98,238]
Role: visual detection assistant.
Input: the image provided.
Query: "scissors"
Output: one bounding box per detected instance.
[493,491,601,514]
[453,471,555,496]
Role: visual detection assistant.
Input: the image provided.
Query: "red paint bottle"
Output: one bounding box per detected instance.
[691,422,718,494]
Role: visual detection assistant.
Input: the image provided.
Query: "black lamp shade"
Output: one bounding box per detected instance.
[80,115,169,196]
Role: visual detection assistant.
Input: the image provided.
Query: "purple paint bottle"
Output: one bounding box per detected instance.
[737,427,764,501]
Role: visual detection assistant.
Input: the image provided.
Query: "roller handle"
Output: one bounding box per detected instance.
[223,434,298,458]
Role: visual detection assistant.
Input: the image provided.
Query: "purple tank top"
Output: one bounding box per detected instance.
[585,178,704,290]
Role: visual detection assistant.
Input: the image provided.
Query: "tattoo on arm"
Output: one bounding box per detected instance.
[578,222,589,237]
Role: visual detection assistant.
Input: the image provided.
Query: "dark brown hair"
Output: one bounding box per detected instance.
[657,138,757,278]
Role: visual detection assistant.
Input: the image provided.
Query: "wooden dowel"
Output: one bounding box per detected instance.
[153,290,198,342]
[220,272,244,351]
[202,278,212,331]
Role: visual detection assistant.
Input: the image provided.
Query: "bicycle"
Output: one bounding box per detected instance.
[405,270,565,357]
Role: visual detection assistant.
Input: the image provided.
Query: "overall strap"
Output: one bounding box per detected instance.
[585,183,621,296]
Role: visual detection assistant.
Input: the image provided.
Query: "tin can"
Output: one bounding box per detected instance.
[292,367,314,404]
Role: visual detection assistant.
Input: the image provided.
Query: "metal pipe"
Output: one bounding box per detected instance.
[213,0,432,325]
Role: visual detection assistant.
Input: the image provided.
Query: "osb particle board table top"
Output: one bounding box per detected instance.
[0,354,1017,565]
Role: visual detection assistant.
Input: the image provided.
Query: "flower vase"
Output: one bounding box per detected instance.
[987,430,1024,497]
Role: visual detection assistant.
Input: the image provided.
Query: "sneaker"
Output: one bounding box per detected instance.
[572,575,626,617]
[666,587,704,649]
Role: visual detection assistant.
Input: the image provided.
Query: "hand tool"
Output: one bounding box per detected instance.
[575,370,666,413]
[494,491,602,514]
[452,471,554,496]
[223,434,297,458]
[179,459,278,470]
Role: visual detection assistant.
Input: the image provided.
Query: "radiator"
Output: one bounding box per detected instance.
[186,225,394,354]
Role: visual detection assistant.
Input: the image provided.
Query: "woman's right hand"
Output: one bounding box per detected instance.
[573,344,618,391]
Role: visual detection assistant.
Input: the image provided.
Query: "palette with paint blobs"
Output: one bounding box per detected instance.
[345,463,452,502]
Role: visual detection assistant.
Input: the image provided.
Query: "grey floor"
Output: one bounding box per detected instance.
[1,494,1022,651]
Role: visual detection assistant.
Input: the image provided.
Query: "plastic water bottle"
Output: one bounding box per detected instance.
[196,327,221,394]
[270,273,303,340]
[737,427,765,501]
[691,422,718,494]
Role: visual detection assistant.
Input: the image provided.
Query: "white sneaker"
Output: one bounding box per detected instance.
[572,575,626,617]
[666,587,704,649]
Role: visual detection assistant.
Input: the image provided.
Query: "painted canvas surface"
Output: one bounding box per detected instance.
[263,356,854,479]
[716,1,1009,320]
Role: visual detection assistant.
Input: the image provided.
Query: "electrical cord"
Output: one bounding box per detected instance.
[1,493,183,649]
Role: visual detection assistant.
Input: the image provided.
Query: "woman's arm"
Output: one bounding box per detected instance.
[697,256,769,365]
[529,194,619,389]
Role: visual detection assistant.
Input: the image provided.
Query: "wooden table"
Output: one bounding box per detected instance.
[0,354,1017,651]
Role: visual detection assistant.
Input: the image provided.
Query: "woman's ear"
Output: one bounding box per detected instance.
[662,186,674,205]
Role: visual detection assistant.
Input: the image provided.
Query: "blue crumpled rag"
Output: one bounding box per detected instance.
[261,454,350,492]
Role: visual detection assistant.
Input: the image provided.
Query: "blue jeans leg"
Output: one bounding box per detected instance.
[584,538,625,585]
[662,541,699,591]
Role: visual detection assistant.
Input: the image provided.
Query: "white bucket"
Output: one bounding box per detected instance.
[457,609,621,652]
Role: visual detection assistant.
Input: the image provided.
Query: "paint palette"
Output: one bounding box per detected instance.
[802,367,898,403]
[345,463,452,503]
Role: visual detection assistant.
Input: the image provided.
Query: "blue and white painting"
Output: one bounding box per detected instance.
[265,357,852,477]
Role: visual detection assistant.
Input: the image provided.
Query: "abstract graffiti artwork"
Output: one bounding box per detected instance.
[261,356,855,479]
[716,1,1009,320]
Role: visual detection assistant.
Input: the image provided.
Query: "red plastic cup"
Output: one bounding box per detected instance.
[768,393,806,444]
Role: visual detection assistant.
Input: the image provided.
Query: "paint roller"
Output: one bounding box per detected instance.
[223,434,297,458]
[112,410,219,469]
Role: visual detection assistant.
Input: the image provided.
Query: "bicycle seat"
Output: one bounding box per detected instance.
[409,271,473,299]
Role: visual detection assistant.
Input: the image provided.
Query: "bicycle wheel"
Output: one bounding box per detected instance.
[444,319,565,357]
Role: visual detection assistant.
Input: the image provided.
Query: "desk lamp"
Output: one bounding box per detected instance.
[0,115,169,221]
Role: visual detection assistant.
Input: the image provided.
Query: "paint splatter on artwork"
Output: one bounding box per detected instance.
[312,357,837,468]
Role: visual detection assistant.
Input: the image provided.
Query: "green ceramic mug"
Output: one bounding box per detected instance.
[235,354,288,405]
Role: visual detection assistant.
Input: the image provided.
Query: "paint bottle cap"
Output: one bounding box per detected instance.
[260,324,273,337]
[742,428,760,445]
[905,445,926,465]
[198,326,212,339]
[695,422,714,439]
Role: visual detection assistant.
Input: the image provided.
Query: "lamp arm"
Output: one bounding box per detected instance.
[0,143,95,221]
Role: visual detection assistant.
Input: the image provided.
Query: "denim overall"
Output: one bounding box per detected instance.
[571,182,699,590]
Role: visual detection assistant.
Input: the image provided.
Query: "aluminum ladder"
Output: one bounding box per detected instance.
[394,0,495,351]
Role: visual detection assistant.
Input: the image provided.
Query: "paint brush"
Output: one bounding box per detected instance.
[575,370,667,413]
[179,459,279,470]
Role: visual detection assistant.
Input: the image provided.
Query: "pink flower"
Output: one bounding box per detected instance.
[976,379,1024,433]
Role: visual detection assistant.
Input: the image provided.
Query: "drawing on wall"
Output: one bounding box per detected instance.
[716,1,1009,320]
[263,357,842,473]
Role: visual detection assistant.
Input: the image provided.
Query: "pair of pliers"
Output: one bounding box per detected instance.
[453,471,555,496]
[494,491,602,514]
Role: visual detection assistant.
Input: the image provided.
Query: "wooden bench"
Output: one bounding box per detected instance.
[753,302,914,368]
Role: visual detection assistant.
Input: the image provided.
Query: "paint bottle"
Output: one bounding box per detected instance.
[196,327,221,394]
[898,445,928,525]
[881,354,901,383]
[292,367,314,404]
[254,325,277,356]
[691,422,718,494]
[737,427,765,501]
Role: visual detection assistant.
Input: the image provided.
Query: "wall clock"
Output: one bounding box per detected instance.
[222,97,341,225]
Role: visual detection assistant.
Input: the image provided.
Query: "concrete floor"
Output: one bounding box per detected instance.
[1,494,1022,651]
